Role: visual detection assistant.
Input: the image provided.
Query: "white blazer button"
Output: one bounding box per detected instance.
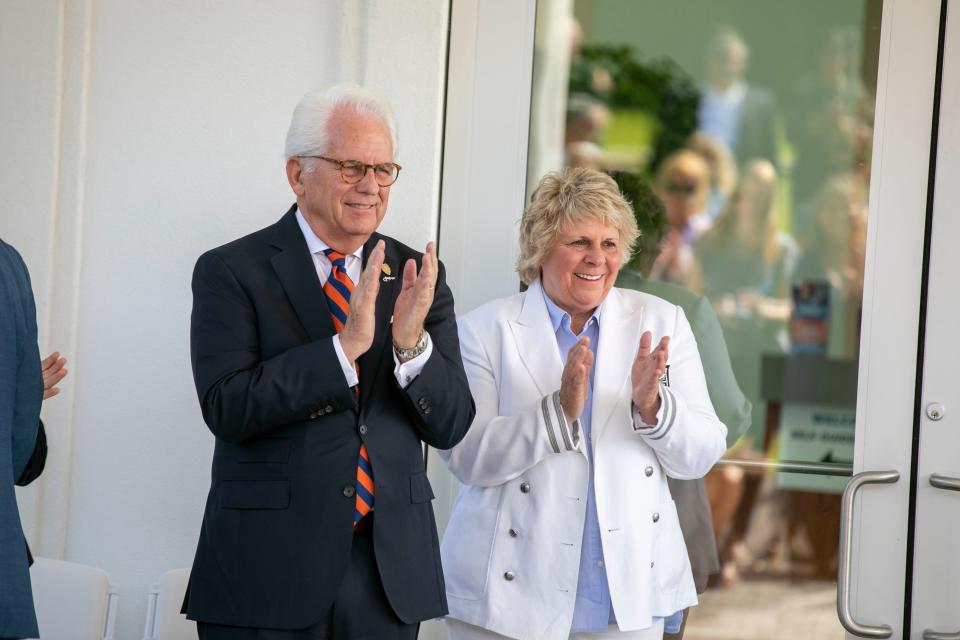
[652,512,660,523]
[520,482,531,494]
[645,466,654,477]
[504,571,516,581]
[508,528,519,538]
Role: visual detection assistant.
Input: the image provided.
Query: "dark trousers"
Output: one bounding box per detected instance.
[197,522,417,640]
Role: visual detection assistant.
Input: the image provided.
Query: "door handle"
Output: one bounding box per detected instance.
[929,473,960,492]
[921,475,960,639]
[837,470,900,638]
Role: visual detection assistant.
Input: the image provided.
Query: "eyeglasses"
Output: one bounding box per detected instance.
[303,155,402,187]
[665,181,699,196]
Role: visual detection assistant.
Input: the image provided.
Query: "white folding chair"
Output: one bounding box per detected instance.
[142,567,195,640]
[29,557,119,640]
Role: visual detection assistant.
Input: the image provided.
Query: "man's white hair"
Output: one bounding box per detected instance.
[284,84,399,159]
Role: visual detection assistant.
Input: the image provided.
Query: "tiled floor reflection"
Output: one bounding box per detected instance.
[685,578,842,640]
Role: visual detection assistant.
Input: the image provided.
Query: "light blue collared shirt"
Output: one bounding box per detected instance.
[540,288,613,633]
[697,80,747,153]
[541,287,683,635]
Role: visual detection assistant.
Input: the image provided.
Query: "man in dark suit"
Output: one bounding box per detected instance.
[697,26,779,171]
[183,85,475,639]
[0,239,44,640]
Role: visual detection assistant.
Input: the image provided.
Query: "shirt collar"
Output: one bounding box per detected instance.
[294,206,363,262]
[704,79,747,104]
[540,282,603,336]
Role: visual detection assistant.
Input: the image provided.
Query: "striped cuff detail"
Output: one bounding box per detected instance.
[638,384,678,440]
[542,392,577,453]
[541,395,562,453]
[552,392,576,451]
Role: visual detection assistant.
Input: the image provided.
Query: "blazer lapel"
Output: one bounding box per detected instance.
[358,232,398,405]
[507,280,564,398]
[269,206,336,343]
[591,287,644,442]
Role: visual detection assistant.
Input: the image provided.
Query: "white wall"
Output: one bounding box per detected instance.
[1,1,450,638]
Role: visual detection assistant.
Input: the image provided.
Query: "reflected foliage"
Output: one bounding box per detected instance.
[570,45,699,174]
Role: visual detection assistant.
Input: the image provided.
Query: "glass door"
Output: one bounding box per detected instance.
[431,1,948,637]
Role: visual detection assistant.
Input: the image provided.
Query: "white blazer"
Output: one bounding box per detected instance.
[440,280,727,640]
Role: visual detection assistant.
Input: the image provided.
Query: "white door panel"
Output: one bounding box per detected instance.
[847,0,941,636]
[910,2,960,638]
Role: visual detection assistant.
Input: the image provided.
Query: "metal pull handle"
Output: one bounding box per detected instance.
[930,473,960,492]
[920,474,960,639]
[837,470,900,638]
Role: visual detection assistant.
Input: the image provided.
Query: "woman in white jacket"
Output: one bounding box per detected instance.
[440,168,727,640]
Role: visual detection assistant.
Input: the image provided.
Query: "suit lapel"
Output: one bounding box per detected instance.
[591,287,644,442]
[358,232,398,406]
[269,206,336,343]
[507,280,564,398]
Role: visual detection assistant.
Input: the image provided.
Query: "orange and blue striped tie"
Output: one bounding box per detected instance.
[322,249,374,524]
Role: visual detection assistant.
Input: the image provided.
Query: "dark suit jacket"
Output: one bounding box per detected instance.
[182,206,475,629]
[16,420,47,568]
[735,86,779,170]
[0,239,43,639]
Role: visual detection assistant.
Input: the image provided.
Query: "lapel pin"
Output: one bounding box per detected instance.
[381,263,396,282]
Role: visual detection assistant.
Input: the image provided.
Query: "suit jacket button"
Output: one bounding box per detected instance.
[520,482,531,494]
[508,528,519,538]
[652,512,660,523]
[503,571,516,581]
[343,486,356,498]
[645,466,654,477]
[359,424,368,435]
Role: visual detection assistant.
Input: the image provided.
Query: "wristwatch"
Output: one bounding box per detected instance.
[394,331,428,361]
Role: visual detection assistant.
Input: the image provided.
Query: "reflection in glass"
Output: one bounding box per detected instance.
[528,2,881,638]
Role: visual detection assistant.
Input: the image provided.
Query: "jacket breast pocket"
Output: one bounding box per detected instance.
[236,437,291,464]
[410,471,435,503]
[218,480,290,510]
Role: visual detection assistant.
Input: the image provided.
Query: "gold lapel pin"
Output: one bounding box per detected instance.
[381,264,392,276]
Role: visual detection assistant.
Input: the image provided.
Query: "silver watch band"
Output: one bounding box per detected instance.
[393,331,427,361]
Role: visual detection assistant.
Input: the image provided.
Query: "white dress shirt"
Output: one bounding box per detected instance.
[295,208,432,387]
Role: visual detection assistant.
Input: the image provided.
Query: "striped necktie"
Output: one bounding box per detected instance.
[322,249,374,524]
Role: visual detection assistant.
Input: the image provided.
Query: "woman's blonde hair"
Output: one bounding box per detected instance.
[705,159,780,265]
[517,167,639,285]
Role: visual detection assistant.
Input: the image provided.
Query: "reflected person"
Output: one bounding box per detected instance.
[697,26,778,170]
[440,168,727,640]
[649,150,712,290]
[612,170,751,638]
